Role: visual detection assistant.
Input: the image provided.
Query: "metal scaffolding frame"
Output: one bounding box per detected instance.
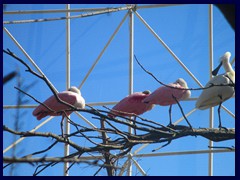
[3,4,235,176]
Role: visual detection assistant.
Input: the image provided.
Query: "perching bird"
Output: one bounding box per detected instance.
[108,90,154,134]
[143,78,192,128]
[33,86,85,135]
[195,52,235,129]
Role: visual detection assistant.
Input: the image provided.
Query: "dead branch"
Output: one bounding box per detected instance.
[3,125,87,152]
[134,54,235,90]
[3,71,18,85]
[140,126,235,142]
[4,124,235,153]
[3,49,235,176]
[3,49,76,110]
[3,157,122,170]
[100,118,114,176]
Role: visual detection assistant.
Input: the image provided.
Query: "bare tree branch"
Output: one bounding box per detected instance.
[3,125,87,152]
[3,49,235,176]
[4,124,235,153]
[134,54,235,90]
[3,71,18,85]
[3,49,76,110]
[3,157,122,170]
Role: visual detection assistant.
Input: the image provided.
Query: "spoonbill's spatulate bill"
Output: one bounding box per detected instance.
[108,90,154,134]
[196,52,235,129]
[33,86,85,120]
[212,61,223,76]
[143,78,192,128]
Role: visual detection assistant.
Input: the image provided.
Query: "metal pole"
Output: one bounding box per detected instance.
[78,12,129,90]
[3,7,133,25]
[3,27,58,93]
[118,158,130,176]
[136,4,183,9]
[3,7,130,14]
[63,4,70,176]
[3,27,61,154]
[132,158,147,176]
[129,9,134,96]
[3,116,54,154]
[3,4,183,15]
[134,11,203,88]
[127,8,134,176]
[3,101,118,109]
[133,149,234,158]
[208,4,214,176]
[73,148,234,161]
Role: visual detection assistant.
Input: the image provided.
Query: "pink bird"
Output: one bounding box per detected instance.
[143,78,192,128]
[33,86,85,135]
[33,86,85,120]
[108,90,155,134]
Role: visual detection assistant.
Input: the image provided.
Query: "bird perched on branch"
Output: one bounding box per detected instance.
[33,86,85,135]
[195,52,235,130]
[143,78,192,128]
[108,90,154,134]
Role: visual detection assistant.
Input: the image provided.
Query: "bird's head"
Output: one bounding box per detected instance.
[68,86,81,95]
[220,51,231,63]
[175,78,191,99]
[212,51,233,76]
[175,78,188,88]
[142,90,151,95]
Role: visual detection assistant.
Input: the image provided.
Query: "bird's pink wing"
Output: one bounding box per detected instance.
[33,91,77,120]
[143,83,186,106]
[125,93,151,115]
[109,93,150,117]
[165,83,186,101]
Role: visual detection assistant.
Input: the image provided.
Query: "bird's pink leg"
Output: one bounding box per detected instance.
[60,115,65,137]
[217,95,228,131]
[168,105,174,127]
[133,116,137,135]
[172,95,193,130]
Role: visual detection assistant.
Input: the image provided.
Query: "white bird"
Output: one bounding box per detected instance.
[195,52,235,129]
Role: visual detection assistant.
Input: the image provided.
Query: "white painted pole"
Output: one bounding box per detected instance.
[78,12,129,90]
[3,27,58,93]
[134,11,203,88]
[208,4,214,176]
[127,8,134,176]
[3,116,54,154]
[63,4,71,176]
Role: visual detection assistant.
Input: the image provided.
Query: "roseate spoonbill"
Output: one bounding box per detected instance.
[143,78,192,128]
[108,90,154,134]
[195,52,235,129]
[33,86,85,135]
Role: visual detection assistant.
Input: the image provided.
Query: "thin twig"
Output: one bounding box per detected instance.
[134,54,235,90]
[14,86,55,113]
[4,49,76,110]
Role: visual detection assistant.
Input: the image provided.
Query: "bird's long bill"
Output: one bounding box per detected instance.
[212,62,222,76]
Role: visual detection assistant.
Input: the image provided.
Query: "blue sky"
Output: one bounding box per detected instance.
[3,4,235,176]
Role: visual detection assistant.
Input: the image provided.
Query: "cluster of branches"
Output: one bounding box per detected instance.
[3,49,235,176]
